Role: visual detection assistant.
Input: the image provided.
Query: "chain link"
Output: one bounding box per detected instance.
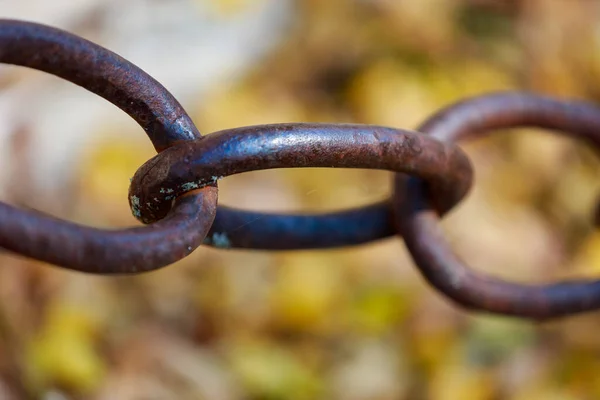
[0,19,216,273]
[1,20,600,320]
[395,93,600,319]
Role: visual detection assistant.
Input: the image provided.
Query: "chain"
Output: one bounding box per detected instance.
[1,19,600,321]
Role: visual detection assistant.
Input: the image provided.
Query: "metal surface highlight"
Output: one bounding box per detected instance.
[2,20,600,320]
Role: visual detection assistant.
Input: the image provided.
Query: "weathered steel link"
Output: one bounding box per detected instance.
[0,19,217,273]
[0,190,217,273]
[204,202,395,250]
[0,19,200,150]
[394,93,600,319]
[128,123,473,249]
[3,20,600,320]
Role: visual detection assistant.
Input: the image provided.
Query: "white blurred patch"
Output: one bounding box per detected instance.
[0,0,293,204]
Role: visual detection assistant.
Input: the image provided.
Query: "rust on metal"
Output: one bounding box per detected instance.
[0,19,215,274]
[394,93,600,320]
[0,19,200,150]
[0,188,217,274]
[128,123,473,248]
[2,20,600,320]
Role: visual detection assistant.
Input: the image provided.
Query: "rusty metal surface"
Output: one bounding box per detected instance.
[0,19,215,274]
[0,188,217,274]
[128,123,473,249]
[0,19,200,150]
[2,20,600,320]
[394,93,600,319]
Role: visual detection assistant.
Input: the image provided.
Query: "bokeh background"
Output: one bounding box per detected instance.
[1,0,600,399]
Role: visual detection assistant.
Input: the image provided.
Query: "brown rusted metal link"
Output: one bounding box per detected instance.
[0,19,217,273]
[394,93,600,320]
[1,20,600,320]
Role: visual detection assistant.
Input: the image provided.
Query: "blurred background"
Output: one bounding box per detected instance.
[1,0,600,398]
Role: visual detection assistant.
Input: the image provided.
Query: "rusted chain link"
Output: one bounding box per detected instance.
[0,19,217,273]
[128,123,472,247]
[394,93,600,320]
[1,20,600,320]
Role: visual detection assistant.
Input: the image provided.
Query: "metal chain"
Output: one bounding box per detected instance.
[0,19,217,272]
[1,19,599,320]
[395,93,600,320]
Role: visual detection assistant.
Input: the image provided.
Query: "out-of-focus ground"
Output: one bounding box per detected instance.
[1,0,600,399]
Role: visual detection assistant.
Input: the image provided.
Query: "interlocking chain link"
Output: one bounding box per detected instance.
[395,93,600,319]
[128,123,472,245]
[0,19,217,273]
[1,19,600,320]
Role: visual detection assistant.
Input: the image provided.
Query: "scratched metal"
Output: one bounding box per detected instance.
[394,92,600,319]
[128,123,473,249]
[0,20,217,273]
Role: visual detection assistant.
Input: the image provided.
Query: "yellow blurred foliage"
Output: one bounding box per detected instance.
[572,231,600,277]
[24,303,105,394]
[79,139,151,202]
[510,384,582,400]
[429,350,496,400]
[198,82,307,133]
[411,326,458,375]
[348,59,435,128]
[347,285,411,335]
[348,58,513,130]
[270,254,345,332]
[75,138,152,225]
[227,338,322,399]
[204,0,264,16]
